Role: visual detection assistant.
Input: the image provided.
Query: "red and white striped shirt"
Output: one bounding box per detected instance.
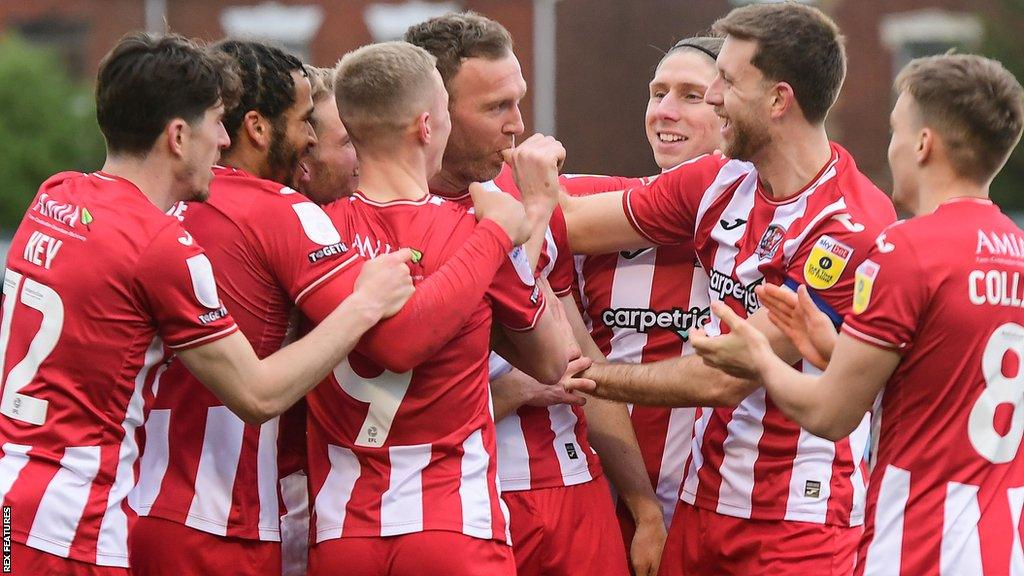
[564,173,708,525]
[0,172,238,566]
[131,167,360,541]
[625,145,896,525]
[439,166,603,491]
[305,192,542,543]
[844,199,1024,574]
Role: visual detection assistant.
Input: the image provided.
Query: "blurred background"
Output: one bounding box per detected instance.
[0,0,1022,247]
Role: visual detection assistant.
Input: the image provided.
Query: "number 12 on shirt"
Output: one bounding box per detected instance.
[333,359,412,447]
[0,268,64,426]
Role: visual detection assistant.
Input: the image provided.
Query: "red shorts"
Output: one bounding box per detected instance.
[504,475,630,576]
[308,531,514,576]
[128,516,281,576]
[8,542,129,576]
[658,501,860,576]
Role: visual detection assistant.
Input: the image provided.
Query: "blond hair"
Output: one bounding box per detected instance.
[304,65,335,103]
[333,41,438,145]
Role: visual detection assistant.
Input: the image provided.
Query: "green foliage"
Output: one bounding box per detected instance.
[0,34,105,231]
[984,0,1024,210]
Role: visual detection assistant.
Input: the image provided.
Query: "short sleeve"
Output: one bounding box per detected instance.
[135,224,238,350]
[489,245,547,331]
[780,212,894,324]
[621,156,721,246]
[259,196,364,307]
[841,227,928,351]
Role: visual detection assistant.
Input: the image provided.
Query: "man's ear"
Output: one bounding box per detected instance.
[769,82,796,120]
[166,118,189,159]
[416,112,431,144]
[243,110,271,150]
[917,127,934,166]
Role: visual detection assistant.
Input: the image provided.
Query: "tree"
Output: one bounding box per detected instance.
[0,34,105,231]
[984,0,1024,211]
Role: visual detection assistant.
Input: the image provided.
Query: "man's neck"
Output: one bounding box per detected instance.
[916,169,988,215]
[101,155,177,212]
[220,147,268,180]
[753,125,833,199]
[428,167,470,198]
[357,155,430,203]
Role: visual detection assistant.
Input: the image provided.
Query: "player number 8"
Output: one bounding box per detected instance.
[969,322,1024,463]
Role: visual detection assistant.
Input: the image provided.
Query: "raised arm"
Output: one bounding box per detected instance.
[560,190,653,255]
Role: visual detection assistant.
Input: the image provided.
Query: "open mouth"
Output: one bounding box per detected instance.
[657,132,687,144]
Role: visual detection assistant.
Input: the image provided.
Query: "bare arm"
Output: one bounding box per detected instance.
[178,251,414,425]
[495,279,573,385]
[693,302,898,440]
[573,307,801,407]
[561,295,665,575]
[489,362,589,422]
[560,191,652,255]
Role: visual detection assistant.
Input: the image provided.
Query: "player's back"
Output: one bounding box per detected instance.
[847,198,1024,574]
[0,171,237,566]
[308,192,534,543]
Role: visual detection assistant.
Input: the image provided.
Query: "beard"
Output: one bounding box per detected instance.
[441,130,504,188]
[722,112,772,162]
[268,122,303,189]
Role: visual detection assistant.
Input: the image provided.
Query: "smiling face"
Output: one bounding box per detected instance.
[645,50,723,169]
[300,94,359,204]
[267,70,317,189]
[704,36,773,162]
[442,52,526,189]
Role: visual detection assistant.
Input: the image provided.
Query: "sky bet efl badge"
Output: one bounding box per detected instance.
[803,235,853,290]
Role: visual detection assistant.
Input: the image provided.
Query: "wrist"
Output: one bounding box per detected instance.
[342,290,386,329]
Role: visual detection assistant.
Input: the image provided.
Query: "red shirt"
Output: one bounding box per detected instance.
[439,167,604,491]
[306,191,542,543]
[625,145,896,525]
[0,172,237,567]
[134,166,361,541]
[843,199,1024,574]
[564,172,706,526]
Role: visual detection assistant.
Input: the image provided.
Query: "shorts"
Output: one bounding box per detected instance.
[504,476,630,576]
[658,501,860,576]
[307,531,514,576]
[128,516,281,576]
[9,542,129,576]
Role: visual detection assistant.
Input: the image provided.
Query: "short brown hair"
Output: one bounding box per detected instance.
[305,65,335,103]
[713,2,846,124]
[896,54,1024,183]
[333,41,438,145]
[404,11,512,89]
[96,32,240,155]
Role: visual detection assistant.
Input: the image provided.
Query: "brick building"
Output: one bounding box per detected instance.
[2,0,1018,192]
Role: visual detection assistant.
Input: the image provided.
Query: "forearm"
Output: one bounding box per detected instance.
[185,292,382,425]
[523,203,554,271]
[584,355,756,407]
[358,220,510,371]
[583,396,662,524]
[561,191,650,255]
[490,369,530,421]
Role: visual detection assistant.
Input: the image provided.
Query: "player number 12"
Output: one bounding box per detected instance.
[0,268,63,426]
